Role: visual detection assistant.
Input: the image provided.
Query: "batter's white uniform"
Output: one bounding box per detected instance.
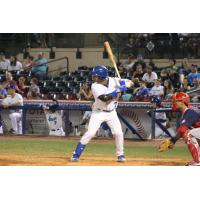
[2,93,23,134]
[80,77,124,156]
[44,110,65,136]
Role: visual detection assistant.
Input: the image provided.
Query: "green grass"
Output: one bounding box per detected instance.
[0,138,191,159]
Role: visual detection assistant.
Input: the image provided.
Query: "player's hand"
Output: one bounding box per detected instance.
[119,80,127,92]
[119,80,126,87]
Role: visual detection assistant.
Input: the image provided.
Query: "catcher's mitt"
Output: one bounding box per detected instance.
[159,139,174,152]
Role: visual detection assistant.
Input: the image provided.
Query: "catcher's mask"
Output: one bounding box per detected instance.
[172,92,190,111]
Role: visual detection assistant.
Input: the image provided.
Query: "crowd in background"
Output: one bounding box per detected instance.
[0,52,48,100]
[0,50,200,103]
[117,54,200,102]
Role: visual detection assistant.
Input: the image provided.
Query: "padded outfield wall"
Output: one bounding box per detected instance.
[1,101,199,139]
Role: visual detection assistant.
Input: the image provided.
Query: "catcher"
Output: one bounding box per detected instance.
[159,92,200,166]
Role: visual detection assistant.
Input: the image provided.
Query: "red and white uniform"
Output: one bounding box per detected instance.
[177,107,200,163]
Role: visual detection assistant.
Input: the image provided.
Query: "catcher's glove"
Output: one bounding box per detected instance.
[159,139,174,152]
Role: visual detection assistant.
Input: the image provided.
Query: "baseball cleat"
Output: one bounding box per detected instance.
[186,161,200,166]
[117,155,126,162]
[71,154,79,162]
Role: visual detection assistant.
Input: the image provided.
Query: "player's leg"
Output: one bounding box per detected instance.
[9,113,18,133]
[71,112,104,161]
[184,128,200,165]
[59,127,65,136]
[106,111,125,162]
[16,113,22,134]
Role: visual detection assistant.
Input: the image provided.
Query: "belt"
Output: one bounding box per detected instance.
[157,119,167,123]
[97,109,114,112]
[51,128,60,131]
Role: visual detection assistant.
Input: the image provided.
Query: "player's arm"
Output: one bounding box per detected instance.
[98,91,118,102]
[171,110,199,144]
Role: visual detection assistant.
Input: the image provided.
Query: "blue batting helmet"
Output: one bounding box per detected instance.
[91,65,108,80]
[151,96,161,106]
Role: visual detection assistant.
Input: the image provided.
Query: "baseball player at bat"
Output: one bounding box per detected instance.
[159,92,200,166]
[43,100,65,136]
[71,65,132,162]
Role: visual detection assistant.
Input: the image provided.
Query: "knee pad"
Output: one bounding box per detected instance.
[185,132,200,163]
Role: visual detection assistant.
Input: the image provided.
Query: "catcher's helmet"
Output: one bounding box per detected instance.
[172,92,190,110]
[91,65,108,80]
[151,96,161,106]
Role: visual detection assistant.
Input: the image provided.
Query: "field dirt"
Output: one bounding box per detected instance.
[0,135,188,166]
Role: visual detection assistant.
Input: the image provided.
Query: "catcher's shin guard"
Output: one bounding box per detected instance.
[185,134,200,163]
[71,142,86,160]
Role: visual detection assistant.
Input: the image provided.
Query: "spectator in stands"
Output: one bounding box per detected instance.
[187,78,200,102]
[149,58,158,71]
[142,66,158,88]
[179,58,191,76]
[134,81,149,101]
[133,54,147,72]
[8,56,23,71]
[163,80,174,99]
[77,82,93,101]
[149,79,164,97]
[119,54,135,72]
[179,58,190,87]
[2,72,23,94]
[0,52,10,70]
[17,77,27,97]
[132,64,145,88]
[27,78,41,99]
[187,65,200,86]
[24,55,34,71]
[181,78,191,92]
[0,85,7,99]
[32,52,48,79]
[168,69,180,89]
[160,59,178,81]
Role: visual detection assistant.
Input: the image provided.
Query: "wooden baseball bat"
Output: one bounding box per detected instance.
[104,41,121,79]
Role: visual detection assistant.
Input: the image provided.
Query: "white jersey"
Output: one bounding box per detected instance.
[155,108,167,123]
[149,85,164,96]
[92,77,122,111]
[45,111,63,130]
[2,93,23,113]
[0,59,10,70]
[8,61,23,71]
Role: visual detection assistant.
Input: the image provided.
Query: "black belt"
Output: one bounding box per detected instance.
[97,109,114,112]
[157,119,167,123]
[51,129,60,131]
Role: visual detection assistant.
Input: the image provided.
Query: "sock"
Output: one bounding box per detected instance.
[73,142,86,158]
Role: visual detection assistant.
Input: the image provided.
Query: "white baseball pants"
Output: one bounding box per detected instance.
[49,127,65,136]
[9,113,22,134]
[80,110,124,156]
